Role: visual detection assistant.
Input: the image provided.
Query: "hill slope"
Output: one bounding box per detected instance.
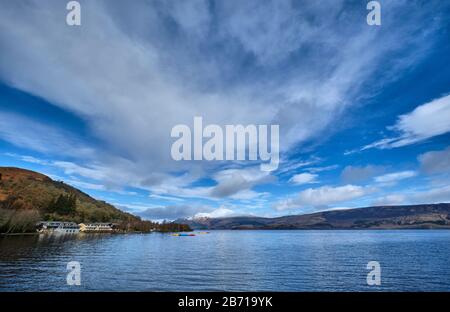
[0,167,190,233]
[179,203,450,230]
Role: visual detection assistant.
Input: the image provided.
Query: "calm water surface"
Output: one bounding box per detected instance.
[1,230,450,291]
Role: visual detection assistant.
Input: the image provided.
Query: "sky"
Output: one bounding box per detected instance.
[0,0,449,220]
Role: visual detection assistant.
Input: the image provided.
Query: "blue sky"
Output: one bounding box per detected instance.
[0,0,449,220]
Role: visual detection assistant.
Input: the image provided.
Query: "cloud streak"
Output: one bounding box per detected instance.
[419,146,450,175]
[275,184,373,211]
[374,171,417,184]
[363,94,450,150]
[289,173,318,185]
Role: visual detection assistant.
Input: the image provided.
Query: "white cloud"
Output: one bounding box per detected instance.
[363,94,450,150]
[148,194,184,202]
[208,166,274,199]
[341,165,385,183]
[277,157,322,174]
[134,204,236,220]
[305,165,339,173]
[52,161,110,181]
[66,179,108,192]
[137,205,204,220]
[137,166,273,201]
[0,112,94,158]
[372,194,406,206]
[289,173,318,185]
[3,153,48,165]
[194,207,235,219]
[413,185,450,203]
[369,185,450,207]
[374,170,417,183]
[418,146,450,174]
[275,184,372,210]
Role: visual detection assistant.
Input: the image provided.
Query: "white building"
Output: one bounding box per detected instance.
[79,223,114,232]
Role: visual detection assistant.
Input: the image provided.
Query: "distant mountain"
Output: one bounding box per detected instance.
[0,167,190,233]
[178,203,450,230]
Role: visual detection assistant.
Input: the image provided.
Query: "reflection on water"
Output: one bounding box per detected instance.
[1,230,450,291]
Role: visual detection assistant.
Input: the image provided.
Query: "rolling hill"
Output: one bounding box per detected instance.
[178,203,450,230]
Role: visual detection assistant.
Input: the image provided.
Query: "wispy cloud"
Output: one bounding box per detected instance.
[374,170,417,184]
[135,204,235,221]
[276,157,322,175]
[304,165,339,173]
[341,165,385,184]
[275,184,374,211]
[363,94,450,150]
[418,146,450,175]
[193,207,236,219]
[289,173,319,185]
[0,112,94,158]
[372,194,406,206]
[371,185,450,207]
[413,185,450,203]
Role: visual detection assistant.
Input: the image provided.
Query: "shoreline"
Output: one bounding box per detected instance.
[0,230,192,236]
[2,227,450,236]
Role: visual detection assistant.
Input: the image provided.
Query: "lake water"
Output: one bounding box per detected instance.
[1,230,450,291]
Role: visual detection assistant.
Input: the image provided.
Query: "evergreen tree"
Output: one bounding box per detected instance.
[46,193,77,215]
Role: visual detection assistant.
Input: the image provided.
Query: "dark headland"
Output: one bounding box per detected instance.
[178,203,450,230]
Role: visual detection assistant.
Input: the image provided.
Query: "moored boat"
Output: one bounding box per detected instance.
[37,221,80,234]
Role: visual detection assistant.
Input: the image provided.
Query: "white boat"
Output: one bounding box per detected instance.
[37,221,80,234]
